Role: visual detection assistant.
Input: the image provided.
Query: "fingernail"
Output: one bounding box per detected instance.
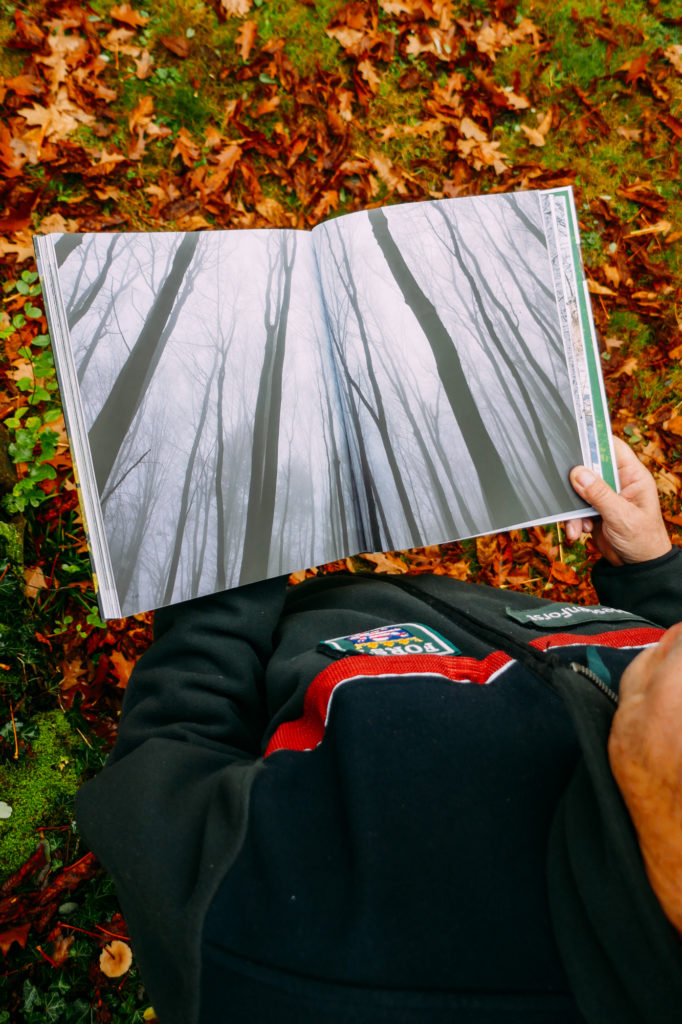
[573,468,596,488]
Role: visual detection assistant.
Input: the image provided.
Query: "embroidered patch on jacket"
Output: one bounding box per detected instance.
[505,604,652,629]
[322,622,460,656]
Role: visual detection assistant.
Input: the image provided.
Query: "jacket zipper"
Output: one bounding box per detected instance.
[568,661,619,706]
[376,575,622,711]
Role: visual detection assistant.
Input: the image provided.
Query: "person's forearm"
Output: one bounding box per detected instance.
[609,739,682,938]
[608,624,682,938]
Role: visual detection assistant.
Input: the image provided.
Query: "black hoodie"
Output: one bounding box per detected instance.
[76,548,682,1024]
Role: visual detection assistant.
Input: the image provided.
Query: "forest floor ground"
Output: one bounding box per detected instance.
[0,0,681,1020]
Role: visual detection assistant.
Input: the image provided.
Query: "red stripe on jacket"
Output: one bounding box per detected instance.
[528,627,663,651]
[264,626,664,757]
[264,651,512,756]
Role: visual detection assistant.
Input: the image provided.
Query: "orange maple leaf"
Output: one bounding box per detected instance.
[531,530,559,563]
[171,126,201,167]
[621,54,649,85]
[360,551,409,574]
[369,150,407,193]
[550,561,580,585]
[663,416,682,437]
[128,95,154,134]
[109,650,136,688]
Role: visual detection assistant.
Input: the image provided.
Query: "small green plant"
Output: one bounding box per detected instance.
[2,273,62,514]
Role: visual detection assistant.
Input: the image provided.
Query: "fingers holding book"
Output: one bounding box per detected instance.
[565,435,671,566]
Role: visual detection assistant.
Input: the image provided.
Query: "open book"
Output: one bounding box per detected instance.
[35,186,615,619]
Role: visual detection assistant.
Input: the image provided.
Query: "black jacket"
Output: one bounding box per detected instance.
[76,549,682,1024]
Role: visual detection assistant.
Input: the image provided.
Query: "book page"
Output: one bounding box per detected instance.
[40,229,358,617]
[313,188,611,554]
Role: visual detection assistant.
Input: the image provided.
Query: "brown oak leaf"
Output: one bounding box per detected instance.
[236,19,257,61]
[110,4,150,28]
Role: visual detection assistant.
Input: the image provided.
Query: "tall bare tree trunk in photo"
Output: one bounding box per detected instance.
[214,332,232,592]
[88,232,200,494]
[384,363,458,536]
[162,352,218,606]
[319,349,350,553]
[67,237,120,331]
[368,208,526,524]
[330,332,387,549]
[434,208,570,498]
[240,234,297,584]
[334,228,421,545]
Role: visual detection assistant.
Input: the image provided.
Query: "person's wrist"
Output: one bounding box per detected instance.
[601,516,672,566]
[619,534,672,565]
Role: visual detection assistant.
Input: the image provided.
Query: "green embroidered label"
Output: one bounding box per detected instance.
[323,623,460,656]
[506,604,644,629]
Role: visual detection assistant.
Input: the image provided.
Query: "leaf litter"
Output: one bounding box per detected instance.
[0,0,680,1018]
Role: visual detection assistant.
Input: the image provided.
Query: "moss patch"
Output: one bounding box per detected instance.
[0,710,81,880]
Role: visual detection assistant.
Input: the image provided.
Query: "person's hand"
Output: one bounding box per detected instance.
[608,623,682,936]
[564,436,671,565]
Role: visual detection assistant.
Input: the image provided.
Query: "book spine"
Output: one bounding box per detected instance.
[33,234,122,620]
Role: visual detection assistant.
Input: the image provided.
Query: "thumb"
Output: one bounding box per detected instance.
[570,466,624,520]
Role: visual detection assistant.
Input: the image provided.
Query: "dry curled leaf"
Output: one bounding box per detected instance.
[218,0,252,17]
[587,279,617,296]
[110,3,150,28]
[663,415,682,437]
[664,45,682,74]
[360,551,409,574]
[236,19,257,61]
[159,35,191,58]
[520,109,552,147]
[24,565,47,598]
[655,470,682,497]
[0,922,31,956]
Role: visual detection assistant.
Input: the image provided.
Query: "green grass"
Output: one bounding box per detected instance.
[254,0,342,73]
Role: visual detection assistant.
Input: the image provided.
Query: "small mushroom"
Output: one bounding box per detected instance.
[99,939,133,977]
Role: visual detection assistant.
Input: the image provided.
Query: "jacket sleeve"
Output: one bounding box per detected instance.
[74,576,289,1024]
[591,547,682,628]
[107,575,289,765]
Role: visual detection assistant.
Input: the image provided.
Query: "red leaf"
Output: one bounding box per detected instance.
[623,53,648,85]
[0,843,48,896]
[8,11,45,49]
[0,922,31,956]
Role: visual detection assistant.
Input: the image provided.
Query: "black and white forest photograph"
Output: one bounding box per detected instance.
[36,187,608,618]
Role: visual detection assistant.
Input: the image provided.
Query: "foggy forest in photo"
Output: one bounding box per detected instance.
[49,188,593,617]
[313,190,587,556]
